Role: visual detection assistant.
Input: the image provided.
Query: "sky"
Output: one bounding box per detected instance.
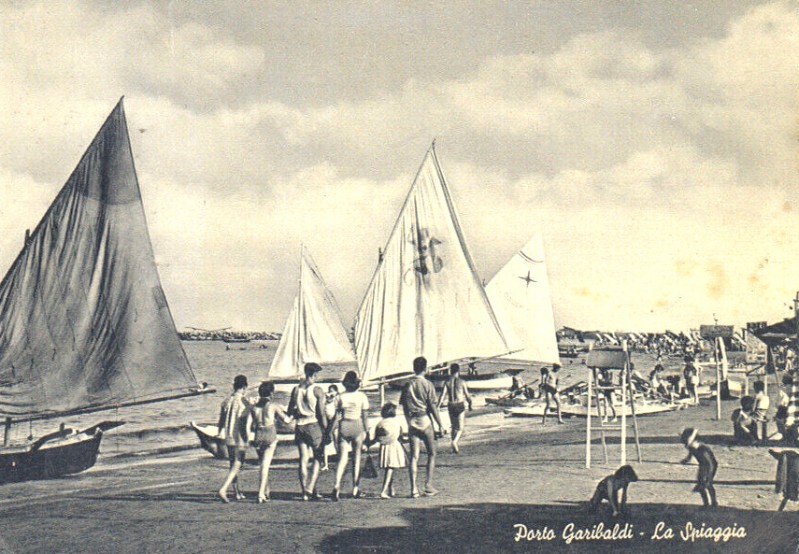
[0,0,797,333]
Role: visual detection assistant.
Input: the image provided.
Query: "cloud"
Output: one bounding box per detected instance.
[0,1,797,333]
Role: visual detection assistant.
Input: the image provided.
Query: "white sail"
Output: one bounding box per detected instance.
[268,246,355,379]
[485,232,560,365]
[354,145,508,382]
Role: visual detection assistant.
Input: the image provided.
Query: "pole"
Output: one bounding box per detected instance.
[716,337,722,420]
[586,366,592,469]
[620,341,627,466]
[3,417,11,447]
[379,382,386,407]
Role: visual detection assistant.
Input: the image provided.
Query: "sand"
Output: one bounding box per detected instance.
[0,398,797,554]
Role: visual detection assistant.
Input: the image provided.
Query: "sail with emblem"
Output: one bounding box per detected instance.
[0,99,205,419]
[485,232,560,365]
[354,144,508,382]
[268,245,355,379]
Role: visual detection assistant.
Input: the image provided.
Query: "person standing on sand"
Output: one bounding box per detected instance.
[400,356,446,497]
[250,381,293,503]
[437,363,473,453]
[330,371,370,501]
[287,363,328,501]
[680,427,718,508]
[541,364,564,425]
[217,374,251,503]
[368,402,407,499]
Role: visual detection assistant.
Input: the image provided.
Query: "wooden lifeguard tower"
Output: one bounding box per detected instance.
[585,342,642,468]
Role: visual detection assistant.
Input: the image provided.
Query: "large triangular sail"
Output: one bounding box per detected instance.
[268,246,355,379]
[0,99,201,418]
[485,232,560,365]
[354,145,508,382]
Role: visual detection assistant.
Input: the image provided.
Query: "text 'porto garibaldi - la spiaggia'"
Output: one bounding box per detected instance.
[513,521,747,545]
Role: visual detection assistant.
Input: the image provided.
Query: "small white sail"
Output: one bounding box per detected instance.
[268,246,355,379]
[354,144,508,382]
[485,231,560,365]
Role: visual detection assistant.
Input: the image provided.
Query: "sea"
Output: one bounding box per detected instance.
[9,341,743,463]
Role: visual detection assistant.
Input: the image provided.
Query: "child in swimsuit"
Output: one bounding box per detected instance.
[322,385,339,471]
[250,381,292,502]
[680,427,718,507]
[589,465,638,517]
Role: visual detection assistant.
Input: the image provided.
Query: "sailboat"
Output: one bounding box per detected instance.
[485,232,560,364]
[267,245,356,388]
[192,246,352,459]
[0,99,212,483]
[354,143,512,389]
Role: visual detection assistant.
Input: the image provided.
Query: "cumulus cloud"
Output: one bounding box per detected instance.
[0,0,796,332]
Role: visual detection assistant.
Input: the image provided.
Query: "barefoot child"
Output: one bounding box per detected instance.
[589,465,638,516]
[680,427,718,507]
[250,381,292,503]
[322,385,339,471]
[369,402,407,499]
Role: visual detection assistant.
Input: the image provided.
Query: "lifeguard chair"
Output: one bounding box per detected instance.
[585,342,642,468]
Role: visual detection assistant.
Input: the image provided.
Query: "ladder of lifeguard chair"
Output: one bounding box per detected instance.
[585,349,642,468]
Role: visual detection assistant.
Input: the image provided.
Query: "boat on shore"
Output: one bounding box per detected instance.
[222,337,251,344]
[264,245,356,390]
[0,100,212,483]
[354,144,511,389]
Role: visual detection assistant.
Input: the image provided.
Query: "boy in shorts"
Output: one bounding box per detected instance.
[400,356,446,497]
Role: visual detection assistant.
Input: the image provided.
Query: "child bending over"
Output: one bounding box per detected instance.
[589,465,638,517]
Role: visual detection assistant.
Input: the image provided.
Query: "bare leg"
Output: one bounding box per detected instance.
[381,468,394,498]
[542,395,550,424]
[452,412,465,452]
[352,436,364,497]
[554,395,564,423]
[258,443,278,501]
[423,430,437,494]
[219,449,243,503]
[408,435,421,496]
[699,488,710,507]
[298,443,311,497]
[307,457,321,496]
[707,484,718,507]
[333,443,349,500]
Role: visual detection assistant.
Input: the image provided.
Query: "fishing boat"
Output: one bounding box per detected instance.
[266,245,356,390]
[0,99,212,483]
[505,401,677,418]
[354,143,511,390]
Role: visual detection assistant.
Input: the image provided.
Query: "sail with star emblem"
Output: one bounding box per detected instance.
[268,245,355,380]
[354,144,508,382]
[485,231,560,364]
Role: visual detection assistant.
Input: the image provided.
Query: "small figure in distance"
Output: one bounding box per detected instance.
[589,464,638,517]
[541,364,564,425]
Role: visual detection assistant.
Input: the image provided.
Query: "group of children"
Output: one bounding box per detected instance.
[591,426,718,516]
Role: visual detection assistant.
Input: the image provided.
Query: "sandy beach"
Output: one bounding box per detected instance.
[1,396,796,554]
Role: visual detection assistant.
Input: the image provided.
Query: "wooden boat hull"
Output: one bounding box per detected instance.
[0,421,122,484]
[505,402,677,418]
[190,421,338,460]
[388,368,525,391]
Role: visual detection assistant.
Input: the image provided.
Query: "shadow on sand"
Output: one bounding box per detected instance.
[317,501,799,554]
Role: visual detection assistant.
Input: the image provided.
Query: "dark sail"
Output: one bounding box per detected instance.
[0,99,199,417]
